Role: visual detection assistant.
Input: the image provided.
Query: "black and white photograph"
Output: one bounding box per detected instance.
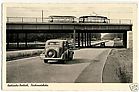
[2,3,138,91]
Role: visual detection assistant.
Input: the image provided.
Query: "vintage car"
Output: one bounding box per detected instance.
[40,39,74,63]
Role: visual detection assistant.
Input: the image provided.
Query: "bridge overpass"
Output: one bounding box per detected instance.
[6,17,132,49]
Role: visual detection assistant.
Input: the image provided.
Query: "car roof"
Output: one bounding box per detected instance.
[79,16,108,19]
[49,16,76,18]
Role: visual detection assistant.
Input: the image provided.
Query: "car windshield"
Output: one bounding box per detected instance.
[48,42,60,45]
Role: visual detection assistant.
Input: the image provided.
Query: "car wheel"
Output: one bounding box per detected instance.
[44,60,48,63]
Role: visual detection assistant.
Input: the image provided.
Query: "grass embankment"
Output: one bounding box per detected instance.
[103,48,133,83]
[7,49,43,61]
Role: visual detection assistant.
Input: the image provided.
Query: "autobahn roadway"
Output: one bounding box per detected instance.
[6,41,114,83]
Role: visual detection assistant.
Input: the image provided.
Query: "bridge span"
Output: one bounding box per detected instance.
[6,17,132,49]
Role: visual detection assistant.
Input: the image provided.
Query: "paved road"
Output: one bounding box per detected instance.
[7,48,111,83]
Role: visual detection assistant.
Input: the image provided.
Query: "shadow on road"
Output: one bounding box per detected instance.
[46,59,91,65]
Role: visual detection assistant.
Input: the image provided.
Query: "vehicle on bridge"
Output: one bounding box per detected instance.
[79,16,110,23]
[48,16,76,23]
[40,39,74,63]
[48,15,109,23]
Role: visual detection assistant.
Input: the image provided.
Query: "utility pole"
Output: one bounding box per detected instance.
[42,10,43,22]
[92,12,97,16]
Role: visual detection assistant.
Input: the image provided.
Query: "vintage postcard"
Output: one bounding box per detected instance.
[2,3,138,91]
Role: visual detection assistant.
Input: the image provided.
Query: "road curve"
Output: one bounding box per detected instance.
[7,48,111,83]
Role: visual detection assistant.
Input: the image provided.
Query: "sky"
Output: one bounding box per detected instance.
[6,4,134,20]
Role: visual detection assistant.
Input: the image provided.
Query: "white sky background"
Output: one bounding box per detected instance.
[7,4,134,20]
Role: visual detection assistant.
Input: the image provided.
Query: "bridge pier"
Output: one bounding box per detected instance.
[25,32,28,48]
[78,33,80,47]
[76,32,92,48]
[81,33,84,47]
[87,33,89,47]
[87,33,91,47]
[16,33,19,49]
[123,31,127,48]
[6,33,10,49]
[85,33,86,47]
[73,29,76,49]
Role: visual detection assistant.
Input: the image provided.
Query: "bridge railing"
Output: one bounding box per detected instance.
[109,19,132,24]
[7,17,132,24]
[7,17,50,23]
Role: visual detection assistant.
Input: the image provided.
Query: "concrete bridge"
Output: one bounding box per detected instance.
[6,17,132,49]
